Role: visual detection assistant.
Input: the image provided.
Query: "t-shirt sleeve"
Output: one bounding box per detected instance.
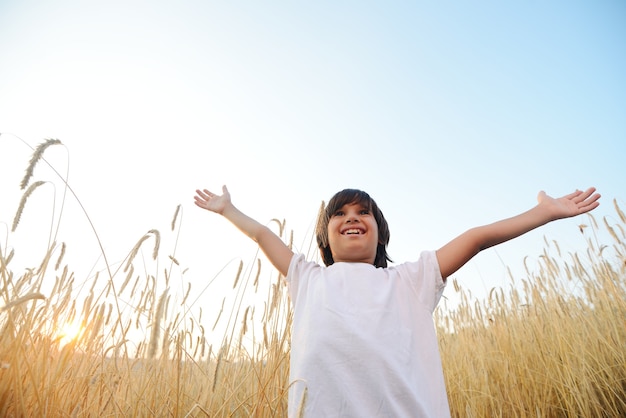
[398,250,446,313]
[285,253,306,304]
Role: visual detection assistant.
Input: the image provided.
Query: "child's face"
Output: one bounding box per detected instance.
[327,202,379,264]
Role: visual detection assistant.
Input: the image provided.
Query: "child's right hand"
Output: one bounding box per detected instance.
[194,185,294,275]
[194,185,232,215]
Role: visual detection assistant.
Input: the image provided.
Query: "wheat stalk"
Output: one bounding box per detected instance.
[1,292,45,311]
[212,298,226,331]
[171,204,181,231]
[54,242,66,271]
[232,260,243,289]
[149,288,168,358]
[125,230,160,272]
[296,386,308,418]
[12,180,46,231]
[19,138,62,190]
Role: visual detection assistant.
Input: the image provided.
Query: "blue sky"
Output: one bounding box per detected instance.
[1,1,624,331]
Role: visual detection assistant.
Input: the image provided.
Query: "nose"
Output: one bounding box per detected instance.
[346,213,360,223]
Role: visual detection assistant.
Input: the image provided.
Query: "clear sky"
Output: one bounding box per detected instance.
[1,1,624,337]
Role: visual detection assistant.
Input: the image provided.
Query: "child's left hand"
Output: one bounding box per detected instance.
[538,187,600,221]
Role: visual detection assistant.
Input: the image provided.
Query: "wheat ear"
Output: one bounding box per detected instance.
[149,288,168,358]
[171,204,181,231]
[12,180,45,231]
[20,138,62,190]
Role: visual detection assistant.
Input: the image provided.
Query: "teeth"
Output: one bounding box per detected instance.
[345,229,361,235]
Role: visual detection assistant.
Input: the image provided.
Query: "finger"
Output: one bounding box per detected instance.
[562,189,582,201]
[573,187,596,204]
[580,192,601,207]
[578,198,600,213]
[196,189,211,199]
[537,190,547,202]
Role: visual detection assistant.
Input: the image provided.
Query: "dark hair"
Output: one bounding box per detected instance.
[315,189,392,268]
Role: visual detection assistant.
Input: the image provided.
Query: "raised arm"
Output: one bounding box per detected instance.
[194,186,294,276]
[436,187,600,280]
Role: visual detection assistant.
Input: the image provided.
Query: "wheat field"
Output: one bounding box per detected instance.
[1,140,624,417]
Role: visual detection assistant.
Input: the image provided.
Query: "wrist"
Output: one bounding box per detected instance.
[533,202,559,224]
[221,202,237,217]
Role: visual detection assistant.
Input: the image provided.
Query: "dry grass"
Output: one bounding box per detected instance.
[438,205,626,417]
[1,139,624,416]
[0,227,293,417]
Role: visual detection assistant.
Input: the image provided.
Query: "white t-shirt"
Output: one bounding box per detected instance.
[285,250,450,418]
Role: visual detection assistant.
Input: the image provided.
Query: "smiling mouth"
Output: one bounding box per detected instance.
[343,228,364,235]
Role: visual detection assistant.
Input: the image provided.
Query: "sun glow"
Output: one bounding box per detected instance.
[57,320,84,346]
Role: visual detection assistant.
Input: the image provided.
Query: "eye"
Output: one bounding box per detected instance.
[333,210,345,217]
[360,209,370,215]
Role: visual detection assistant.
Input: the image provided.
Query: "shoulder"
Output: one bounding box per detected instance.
[390,251,446,311]
[390,250,440,277]
[286,253,320,282]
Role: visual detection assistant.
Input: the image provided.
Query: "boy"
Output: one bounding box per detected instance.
[194,186,600,417]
